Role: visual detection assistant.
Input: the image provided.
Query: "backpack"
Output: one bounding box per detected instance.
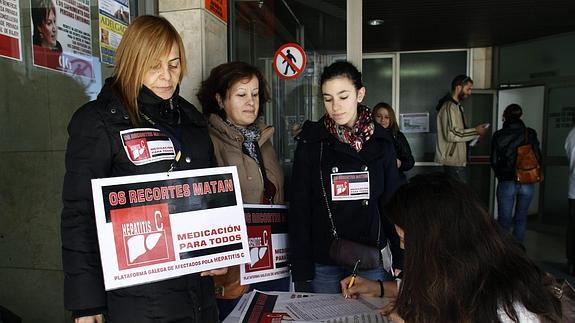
[515,128,542,184]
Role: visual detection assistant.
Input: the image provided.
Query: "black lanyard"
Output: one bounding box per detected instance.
[139,112,182,153]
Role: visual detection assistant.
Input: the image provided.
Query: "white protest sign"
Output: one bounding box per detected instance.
[91,166,250,290]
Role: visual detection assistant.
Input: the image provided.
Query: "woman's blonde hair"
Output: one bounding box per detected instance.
[113,15,187,124]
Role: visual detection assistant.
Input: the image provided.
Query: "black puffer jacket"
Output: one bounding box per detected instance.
[390,129,414,182]
[289,117,402,282]
[490,119,542,181]
[61,78,218,322]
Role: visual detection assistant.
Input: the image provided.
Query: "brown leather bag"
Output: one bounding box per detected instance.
[212,265,249,299]
[329,238,382,270]
[515,129,542,184]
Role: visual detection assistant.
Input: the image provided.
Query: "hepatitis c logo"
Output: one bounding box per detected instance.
[334,180,349,196]
[246,225,273,272]
[126,138,150,161]
[111,203,175,270]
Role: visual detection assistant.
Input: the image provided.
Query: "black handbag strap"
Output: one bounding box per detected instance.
[319,141,339,239]
[319,141,381,243]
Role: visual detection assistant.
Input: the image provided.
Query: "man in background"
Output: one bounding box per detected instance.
[435,75,489,183]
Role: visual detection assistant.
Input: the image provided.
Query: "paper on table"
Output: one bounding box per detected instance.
[226,291,320,323]
[222,293,251,323]
[225,291,390,323]
[285,294,388,321]
[324,313,392,323]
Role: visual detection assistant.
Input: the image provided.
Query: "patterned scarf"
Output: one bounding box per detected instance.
[226,120,262,164]
[324,105,374,152]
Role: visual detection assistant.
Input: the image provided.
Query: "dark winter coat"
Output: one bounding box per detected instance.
[289,117,402,282]
[490,119,542,181]
[61,79,218,322]
[390,129,414,182]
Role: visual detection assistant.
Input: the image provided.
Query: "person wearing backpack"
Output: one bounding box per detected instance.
[491,104,542,244]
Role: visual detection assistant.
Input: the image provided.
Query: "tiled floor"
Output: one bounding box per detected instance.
[524,224,575,285]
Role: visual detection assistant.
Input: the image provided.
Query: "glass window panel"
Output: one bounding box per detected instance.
[464,93,494,156]
[362,57,393,109]
[399,51,468,162]
[540,86,575,226]
[546,86,575,156]
[499,31,575,85]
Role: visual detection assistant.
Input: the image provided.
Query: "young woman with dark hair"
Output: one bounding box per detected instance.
[341,173,561,323]
[289,60,402,293]
[491,103,542,244]
[372,102,414,182]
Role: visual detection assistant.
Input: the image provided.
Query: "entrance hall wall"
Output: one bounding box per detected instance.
[0,2,112,322]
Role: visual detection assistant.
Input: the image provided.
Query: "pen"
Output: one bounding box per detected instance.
[347,259,361,289]
[168,151,181,173]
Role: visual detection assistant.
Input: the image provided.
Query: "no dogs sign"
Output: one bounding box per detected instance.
[273,43,306,80]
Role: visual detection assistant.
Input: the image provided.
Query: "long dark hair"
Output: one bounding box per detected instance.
[503,103,523,121]
[386,173,560,323]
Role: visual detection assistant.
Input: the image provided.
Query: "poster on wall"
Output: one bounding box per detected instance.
[240,204,289,285]
[205,0,227,23]
[30,0,94,79]
[98,0,130,65]
[0,0,22,61]
[91,166,251,290]
[400,112,430,133]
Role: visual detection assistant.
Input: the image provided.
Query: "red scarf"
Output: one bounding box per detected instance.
[324,105,374,152]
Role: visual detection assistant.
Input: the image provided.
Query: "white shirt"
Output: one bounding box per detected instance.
[498,302,540,323]
[565,127,575,199]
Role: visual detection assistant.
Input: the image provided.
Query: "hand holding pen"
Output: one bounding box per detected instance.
[342,260,361,298]
[347,259,361,289]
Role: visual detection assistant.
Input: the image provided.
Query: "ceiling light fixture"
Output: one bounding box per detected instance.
[367,19,384,26]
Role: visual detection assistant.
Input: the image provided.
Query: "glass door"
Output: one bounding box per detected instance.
[541,85,575,226]
[229,0,347,200]
[466,90,497,210]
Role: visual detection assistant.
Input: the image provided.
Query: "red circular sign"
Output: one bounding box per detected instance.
[273,43,306,80]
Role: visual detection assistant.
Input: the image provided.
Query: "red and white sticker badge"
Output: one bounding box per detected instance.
[120,128,176,165]
[273,43,306,80]
[330,171,370,201]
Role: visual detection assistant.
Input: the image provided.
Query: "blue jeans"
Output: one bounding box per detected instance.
[311,263,392,294]
[444,166,468,183]
[496,180,534,242]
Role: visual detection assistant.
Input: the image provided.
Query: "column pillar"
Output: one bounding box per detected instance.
[347,0,362,71]
[159,0,228,107]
